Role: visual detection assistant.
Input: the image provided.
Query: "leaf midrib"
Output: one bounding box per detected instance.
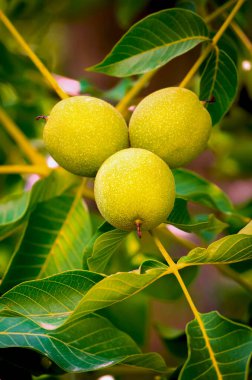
[38,185,84,278]
[95,36,210,69]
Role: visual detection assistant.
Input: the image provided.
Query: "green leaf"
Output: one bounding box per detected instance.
[180,311,252,380]
[168,198,227,235]
[0,169,78,238]
[1,193,92,292]
[101,293,149,346]
[68,262,168,324]
[0,270,104,328]
[0,263,168,329]
[200,48,238,126]
[89,9,209,77]
[0,314,168,373]
[88,228,129,273]
[214,32,238,65]
[83,221,114,269]
[173,168,233,213]
[179,234,252,265]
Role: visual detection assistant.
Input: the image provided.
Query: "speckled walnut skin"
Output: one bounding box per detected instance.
[95,148,175,231]
[129,87,212,168]
[43,96,129,177]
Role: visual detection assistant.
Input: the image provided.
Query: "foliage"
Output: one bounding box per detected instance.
[0,1,252,379]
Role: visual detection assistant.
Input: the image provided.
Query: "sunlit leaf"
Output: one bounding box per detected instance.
[89,9,209,76]
[1,193,92,292]
[0,263,168,329]
[0,270,103,327]
[200,48,238,125]
[0,170,78,238]
[180,311,252,380]
[179,234,252,265]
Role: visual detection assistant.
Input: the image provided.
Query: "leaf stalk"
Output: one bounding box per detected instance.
[0,107,47,167]
[0,165,50,176]
[149,229,222,380]
[180,0,245,88]
[0,10,68,100]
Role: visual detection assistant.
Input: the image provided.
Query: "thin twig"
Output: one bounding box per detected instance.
[205,0,237,23]
[0,107,47,166]
[149,230,222,380]
[116,69,157,115]
[0,10,68,100]
[0,165,50,176]
[180,0,245,88]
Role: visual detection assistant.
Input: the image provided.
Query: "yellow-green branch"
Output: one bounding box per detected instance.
[180,0,245,88]
[0,10,68,100]
[116,69,157,115]
[230,19,252,54]
[164,226,252,294]
[150,230,222,380]
[82,186,95,201]
[212,0,245,45]
[0,165,50,176]
[0,107,47,166]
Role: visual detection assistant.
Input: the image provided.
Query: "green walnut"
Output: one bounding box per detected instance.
[94,148,175,235]
[129,87,212,168]
[43,96,129,177]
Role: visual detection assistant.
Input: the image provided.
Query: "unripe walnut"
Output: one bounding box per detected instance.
[129,87,212,168]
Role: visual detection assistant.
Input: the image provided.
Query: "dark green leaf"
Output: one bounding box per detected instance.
[168,198,227,235]
[200,48,238,125]
[173,168,233,213]
[0,314,168,373]
[89,9,209,77]
[180,311,252,380]
[215,32,238,65]
[101,293,149,346]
